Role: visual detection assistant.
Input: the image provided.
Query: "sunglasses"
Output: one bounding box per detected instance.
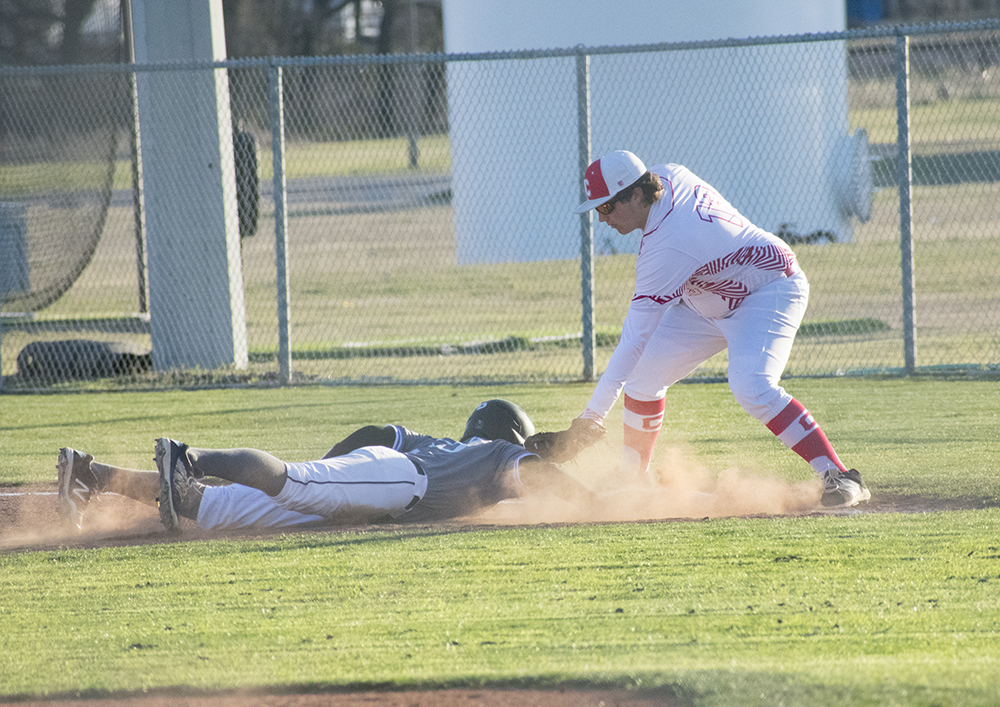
[595,188,633,216]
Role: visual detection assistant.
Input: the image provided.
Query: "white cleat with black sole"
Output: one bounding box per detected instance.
[820,468,871,509]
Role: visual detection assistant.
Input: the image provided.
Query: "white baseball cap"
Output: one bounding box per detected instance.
[574,150,647,214]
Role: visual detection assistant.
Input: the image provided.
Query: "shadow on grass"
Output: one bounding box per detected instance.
[2,678,690,707]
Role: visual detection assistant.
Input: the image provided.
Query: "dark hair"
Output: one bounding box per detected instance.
[626,171,664,206]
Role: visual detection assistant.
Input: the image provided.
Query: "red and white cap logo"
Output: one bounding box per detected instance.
[583,161,611,201]
[575,150,647,214]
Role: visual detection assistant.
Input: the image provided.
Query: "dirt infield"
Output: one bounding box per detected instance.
[0,479,976,707]
[0,474,970,555]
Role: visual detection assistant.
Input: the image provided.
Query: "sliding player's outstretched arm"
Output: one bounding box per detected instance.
[518,457,598,506]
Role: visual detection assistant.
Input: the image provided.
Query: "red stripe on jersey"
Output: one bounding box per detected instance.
[632,292,680,306]
[693,244,795,279]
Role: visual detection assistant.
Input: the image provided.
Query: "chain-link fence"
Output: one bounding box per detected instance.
[2,21,1000,390]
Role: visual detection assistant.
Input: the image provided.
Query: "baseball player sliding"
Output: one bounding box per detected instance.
[571,150,869,509]
[55,400,604,532]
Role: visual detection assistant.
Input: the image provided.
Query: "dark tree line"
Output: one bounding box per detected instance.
[1,0,112,65]
[0,0,443,66]
[223,0,442,59]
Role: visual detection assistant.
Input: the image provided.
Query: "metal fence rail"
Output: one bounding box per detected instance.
[2,21,1000,390]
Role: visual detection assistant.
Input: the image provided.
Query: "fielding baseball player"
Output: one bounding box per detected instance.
[55,400,603,532]
[572,150,869,509]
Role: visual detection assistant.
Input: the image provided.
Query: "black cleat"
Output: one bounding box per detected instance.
[57,448,98,530]
[154,438,201,532]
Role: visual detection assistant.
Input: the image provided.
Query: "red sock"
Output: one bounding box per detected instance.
[765,398,845,473]
[622,394,665,475]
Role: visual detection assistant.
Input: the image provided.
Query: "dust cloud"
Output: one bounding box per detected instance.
[475,446,822,526]
[0,491,162,550]
[2,447,823,551]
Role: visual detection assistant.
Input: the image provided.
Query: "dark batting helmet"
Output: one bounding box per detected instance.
[461,399,535,446]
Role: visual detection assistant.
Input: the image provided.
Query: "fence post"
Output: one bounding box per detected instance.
[270,61,292,385]
[895,31,917,376]
[577,49,595,382]
[120,0,149,315]
[407,0,420,168]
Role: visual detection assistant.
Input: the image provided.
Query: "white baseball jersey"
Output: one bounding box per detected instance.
[586,163,800,419]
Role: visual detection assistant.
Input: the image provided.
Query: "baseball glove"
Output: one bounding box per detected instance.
[524,417,607,463]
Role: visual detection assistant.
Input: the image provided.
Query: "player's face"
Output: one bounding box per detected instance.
[597,189,646,234]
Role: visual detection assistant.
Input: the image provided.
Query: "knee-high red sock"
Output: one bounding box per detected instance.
[765,398,845,474]
[622,394,665,475]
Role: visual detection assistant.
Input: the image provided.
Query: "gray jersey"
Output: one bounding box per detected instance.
[389,426,537,522]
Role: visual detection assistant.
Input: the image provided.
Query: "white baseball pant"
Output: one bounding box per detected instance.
[196,446,428,530]
[624,271,809,423]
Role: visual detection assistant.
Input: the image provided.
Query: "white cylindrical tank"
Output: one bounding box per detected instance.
[443,0,870,263]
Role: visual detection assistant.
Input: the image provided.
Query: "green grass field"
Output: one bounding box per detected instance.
[2,378,1000,705]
